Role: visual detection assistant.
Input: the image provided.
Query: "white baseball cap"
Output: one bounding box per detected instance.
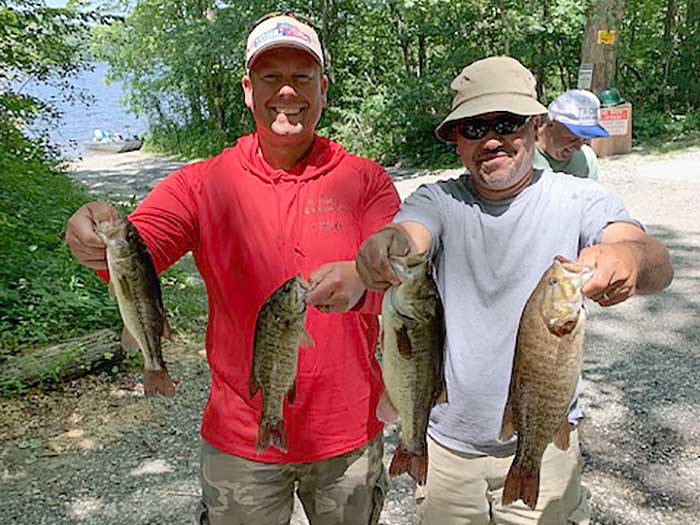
[548,89,610,139]
[245,14,324,70]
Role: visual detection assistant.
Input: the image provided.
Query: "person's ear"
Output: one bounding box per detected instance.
[242,74,254,109]
[321,74,329,107]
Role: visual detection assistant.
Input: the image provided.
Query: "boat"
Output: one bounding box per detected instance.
[85,129,143,154]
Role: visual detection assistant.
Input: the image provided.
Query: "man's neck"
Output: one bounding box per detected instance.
[258,134,315,171]
[472,168,535,201]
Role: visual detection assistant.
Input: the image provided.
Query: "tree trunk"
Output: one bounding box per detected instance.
[0,329,123,393]
[580,0,626,93]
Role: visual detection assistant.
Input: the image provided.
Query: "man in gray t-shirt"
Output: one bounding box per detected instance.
[356,57,673,525]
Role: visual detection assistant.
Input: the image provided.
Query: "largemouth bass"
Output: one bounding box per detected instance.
[249,274,314,454]
[500,256,593,510]
[95,218,175,397]
[380,252,445,485]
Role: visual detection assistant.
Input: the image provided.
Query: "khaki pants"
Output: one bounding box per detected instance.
[416,430,591,525]
[197,434,387,525]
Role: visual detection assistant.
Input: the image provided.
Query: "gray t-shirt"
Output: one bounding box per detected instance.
[394,169,639,457]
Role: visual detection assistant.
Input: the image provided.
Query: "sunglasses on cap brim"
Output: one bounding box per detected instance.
[455,114,532,141]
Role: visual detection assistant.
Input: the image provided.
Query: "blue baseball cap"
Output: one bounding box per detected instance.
[548,89,610,139]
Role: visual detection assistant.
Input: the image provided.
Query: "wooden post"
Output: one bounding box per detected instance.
[580,0,625,93]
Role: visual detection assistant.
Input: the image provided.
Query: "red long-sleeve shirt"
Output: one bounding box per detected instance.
[119,133,400,462]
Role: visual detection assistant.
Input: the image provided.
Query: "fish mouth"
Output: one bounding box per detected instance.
[555,257,594,287]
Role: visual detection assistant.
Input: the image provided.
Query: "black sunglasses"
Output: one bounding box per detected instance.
[456,114,531,141]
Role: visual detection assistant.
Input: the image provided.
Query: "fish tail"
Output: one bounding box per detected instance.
[389,441,428,485]
[143,368,176,397]
[256,419,287,454]
[502,463,540,510]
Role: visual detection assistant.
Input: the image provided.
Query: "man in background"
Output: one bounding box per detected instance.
[535,89,610,179]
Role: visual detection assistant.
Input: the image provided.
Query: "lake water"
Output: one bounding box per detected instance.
[23,62,147,158]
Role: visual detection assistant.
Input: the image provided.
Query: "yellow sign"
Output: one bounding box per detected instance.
[598,30,617,45]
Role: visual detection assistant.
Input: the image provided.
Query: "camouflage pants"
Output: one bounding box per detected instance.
[197,434,387,525]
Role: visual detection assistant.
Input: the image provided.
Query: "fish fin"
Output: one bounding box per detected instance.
[120,325,139,352]
[376,390,398,423]
[256,420,287,454]
[248,369,260,400]
[143,369,176,397]
[499,401,515,441]
[300,328,315,349]
[162,317,173,341]
[502,464,540,510]
[395,325,413,358]
[287,380,296,405]
[434,385,448,405]
[553,420,571,451]
[389,441,428,485]
[108,280,115,297]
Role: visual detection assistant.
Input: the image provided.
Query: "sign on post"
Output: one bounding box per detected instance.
[597,30,617,45]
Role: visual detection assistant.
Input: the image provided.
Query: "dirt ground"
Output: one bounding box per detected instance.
[1,147,699,524]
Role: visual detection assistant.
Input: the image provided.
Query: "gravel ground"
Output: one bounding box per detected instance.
[1,147,699,524]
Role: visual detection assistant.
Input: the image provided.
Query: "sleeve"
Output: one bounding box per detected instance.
[351,163,401,314]
[394,183,445,258]
[584,146,600,180]
[579,182,643,251]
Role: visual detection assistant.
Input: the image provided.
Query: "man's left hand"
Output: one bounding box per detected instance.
[306,261,366,313]
[578,243,639,306]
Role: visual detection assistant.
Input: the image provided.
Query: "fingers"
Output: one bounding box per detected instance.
[65,202,117,270]
[306,279,334,307]
[579,244,638,307]
[356,228,406,290]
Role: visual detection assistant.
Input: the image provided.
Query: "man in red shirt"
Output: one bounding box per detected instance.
[65,13,399,525]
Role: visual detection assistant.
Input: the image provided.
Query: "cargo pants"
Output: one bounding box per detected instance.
[416,429,591,525]
[196,434,387,525]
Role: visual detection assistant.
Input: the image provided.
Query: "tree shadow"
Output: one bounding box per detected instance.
[578,223,700,524]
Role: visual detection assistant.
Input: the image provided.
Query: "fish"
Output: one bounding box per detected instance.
[95,217,175,397]
[379,252,446,485]
[500,256,593,510]
[249,274,314,454]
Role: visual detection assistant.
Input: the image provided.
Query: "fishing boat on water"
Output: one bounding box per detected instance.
[85,129,143,154]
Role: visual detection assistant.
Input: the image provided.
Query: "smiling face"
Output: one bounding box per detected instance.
[539,119,585,160]
[455,112,539,200]
[242,47,327,148]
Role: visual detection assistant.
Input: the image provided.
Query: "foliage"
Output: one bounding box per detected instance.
[0,1,109,141]
[0,127,122,353]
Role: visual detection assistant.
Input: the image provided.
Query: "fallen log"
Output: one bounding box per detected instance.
[0,329,124,394]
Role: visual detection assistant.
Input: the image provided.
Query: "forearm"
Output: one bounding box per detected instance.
[393,221,433,255]
[621,238,673,294]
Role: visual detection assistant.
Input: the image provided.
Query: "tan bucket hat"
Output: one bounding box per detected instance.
[435,56,547,143]
[246,14,324,69]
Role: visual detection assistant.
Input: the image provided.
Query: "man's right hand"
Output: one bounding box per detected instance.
[355,226,412,290]
[65,201,119,270]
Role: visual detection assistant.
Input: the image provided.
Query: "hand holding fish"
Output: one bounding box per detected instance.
[306,261,366,312]
[65,201,119,270]
[577,243,639,306]
[356,226,412,290]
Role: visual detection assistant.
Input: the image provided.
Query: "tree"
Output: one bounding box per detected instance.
[0,1,102,148]
[580,0,626,93]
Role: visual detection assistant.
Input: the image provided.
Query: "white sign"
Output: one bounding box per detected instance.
[577,63,593,89]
